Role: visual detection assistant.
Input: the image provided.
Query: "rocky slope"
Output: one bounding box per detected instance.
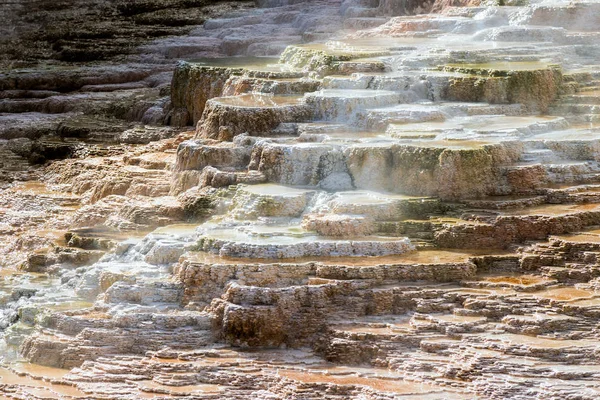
[0,0,253,66]
[2,0,600,399]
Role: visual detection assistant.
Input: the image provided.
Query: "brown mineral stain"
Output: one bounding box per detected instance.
[533,287,594,301]
[12,363,70,379]
[491,333,595,349]
[485,275,546,286]
[504,203,600,216]
[567,297,600,307]
[553,232,600,243]
[278,369,437,394]
[0,367,86,398]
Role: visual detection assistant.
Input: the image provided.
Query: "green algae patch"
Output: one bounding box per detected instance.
[506,67,563,112]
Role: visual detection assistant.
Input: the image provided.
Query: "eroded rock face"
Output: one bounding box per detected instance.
[443,66,564,113]
[378,0,435,15]
[302,213,376,236]
[1,0,254,66]
[254,142,340,186]
[175,139,252,171]
[195,96,312,139]
[345,142,523,199]
[170,64,242,126]
[5,0,600,399]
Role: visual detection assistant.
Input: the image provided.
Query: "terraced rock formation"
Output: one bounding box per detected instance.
[2,0,600,398]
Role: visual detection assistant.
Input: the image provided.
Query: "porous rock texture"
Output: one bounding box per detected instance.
[3,0,600,399]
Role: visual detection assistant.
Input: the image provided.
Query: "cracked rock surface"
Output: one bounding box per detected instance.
[2,0,600,399]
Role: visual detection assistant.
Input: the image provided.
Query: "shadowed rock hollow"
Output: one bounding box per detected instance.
[2,0,600,399]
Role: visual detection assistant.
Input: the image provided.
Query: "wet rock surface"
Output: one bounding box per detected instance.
[3,0,600,399]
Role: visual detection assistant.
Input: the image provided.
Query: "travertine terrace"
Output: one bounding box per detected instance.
[2,0,600,398]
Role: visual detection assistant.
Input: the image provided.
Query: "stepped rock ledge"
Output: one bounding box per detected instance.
[2,0,600,398]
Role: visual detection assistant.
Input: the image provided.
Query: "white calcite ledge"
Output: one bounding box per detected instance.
[198,235,415,258]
